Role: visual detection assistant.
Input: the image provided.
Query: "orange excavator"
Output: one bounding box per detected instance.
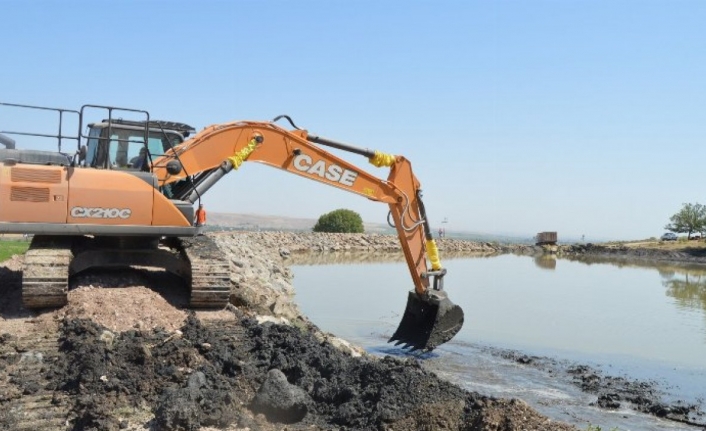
[0,102,463,351]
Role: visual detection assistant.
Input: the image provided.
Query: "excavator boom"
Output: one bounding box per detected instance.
[151,118,464,350]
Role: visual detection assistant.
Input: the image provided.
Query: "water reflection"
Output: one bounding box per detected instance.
[562,254,704,272]
[287,251,405,266]
[562,254,706,312]
[534,255,556,270]
[287,250,496,266]
[291,250,706,314]
[663,273,706,311]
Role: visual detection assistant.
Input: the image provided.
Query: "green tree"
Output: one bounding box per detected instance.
[313,209,364,233]
[665,203,706,238]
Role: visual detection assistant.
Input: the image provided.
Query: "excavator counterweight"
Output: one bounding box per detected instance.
[0,101,465,352]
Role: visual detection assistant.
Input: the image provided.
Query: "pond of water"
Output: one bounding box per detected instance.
[291,252,706,431]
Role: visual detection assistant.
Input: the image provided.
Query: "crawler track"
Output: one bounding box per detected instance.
[180,236,231,308]
[21,236,72,309]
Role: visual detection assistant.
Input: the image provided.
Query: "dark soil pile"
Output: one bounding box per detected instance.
[37,316,576,431]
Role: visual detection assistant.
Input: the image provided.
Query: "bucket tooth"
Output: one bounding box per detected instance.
[389,290,464,352]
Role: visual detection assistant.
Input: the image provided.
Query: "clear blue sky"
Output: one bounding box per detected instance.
[2,1,705,241]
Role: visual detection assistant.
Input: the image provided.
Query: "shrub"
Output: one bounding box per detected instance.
[313,209,364,233]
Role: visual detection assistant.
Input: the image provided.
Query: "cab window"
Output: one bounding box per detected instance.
[109,131,145,168]
[85,126,183,169]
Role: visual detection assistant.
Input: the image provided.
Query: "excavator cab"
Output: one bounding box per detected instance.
[82,119,192,171]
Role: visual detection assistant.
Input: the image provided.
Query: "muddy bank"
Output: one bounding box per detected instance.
[493,348,706,428]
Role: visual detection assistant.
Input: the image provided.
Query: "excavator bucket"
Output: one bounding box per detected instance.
[389,290,464,352]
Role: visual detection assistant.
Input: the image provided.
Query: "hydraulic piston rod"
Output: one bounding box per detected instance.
[307,134,376,159]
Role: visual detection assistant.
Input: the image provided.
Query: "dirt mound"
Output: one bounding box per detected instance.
[62,287,185,332]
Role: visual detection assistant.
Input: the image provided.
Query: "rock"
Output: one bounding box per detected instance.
[187,371,207,396]
[153,373,209,431]
[155,390,201,431]
[250,369,310,423]
[255,315,290,326]
[595,393,621,409]
[99,330,115,347]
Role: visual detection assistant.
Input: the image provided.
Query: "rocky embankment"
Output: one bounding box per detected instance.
[226,231,501,254]
[558,242,706,264]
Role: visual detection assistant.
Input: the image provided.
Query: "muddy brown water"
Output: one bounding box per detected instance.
[291,253,706,431]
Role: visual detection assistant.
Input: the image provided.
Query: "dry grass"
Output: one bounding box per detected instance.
[608,238,706,251]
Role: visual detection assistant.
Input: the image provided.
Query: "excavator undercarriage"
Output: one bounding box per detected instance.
[22,235,231,309]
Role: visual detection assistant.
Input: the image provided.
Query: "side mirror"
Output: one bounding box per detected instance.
[166,160,182,175]
[78,145,87,162]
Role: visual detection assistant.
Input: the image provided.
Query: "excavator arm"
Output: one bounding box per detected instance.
[151,119,464,351]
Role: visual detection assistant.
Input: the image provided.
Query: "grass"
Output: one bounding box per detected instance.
[0,239,30,262]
